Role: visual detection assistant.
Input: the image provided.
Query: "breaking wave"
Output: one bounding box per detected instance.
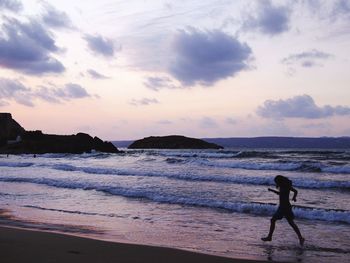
[0,161,348,189]
[194,159,350,174]
[0,161,34,168]
[1,176,349,224]
[50,163,350,189]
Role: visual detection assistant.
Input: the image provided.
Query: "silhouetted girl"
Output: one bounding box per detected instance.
[262,175,305,245]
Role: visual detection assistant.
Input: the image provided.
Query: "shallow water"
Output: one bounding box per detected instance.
[0,149,349,262]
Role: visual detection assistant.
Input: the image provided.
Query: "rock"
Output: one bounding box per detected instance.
[0,113,119,154]
[0,113,25,146]
[128,135,223,149]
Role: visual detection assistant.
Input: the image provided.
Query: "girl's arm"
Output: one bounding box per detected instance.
[268,188,280,195]
[291,187,298,201]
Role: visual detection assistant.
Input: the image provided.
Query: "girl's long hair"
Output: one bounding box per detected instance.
[274,175,292,189]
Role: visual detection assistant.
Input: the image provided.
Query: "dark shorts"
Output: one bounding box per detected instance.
[272,206,294,220]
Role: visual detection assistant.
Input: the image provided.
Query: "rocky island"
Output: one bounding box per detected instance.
[128,135,223,149]
[0,113,119,154]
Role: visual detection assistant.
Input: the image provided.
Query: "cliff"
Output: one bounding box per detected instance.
[0,113,25,145]
[0,113,119,154]
[128,135,223,149]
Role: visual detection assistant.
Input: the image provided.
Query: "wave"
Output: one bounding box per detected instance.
[0,161,34,168]
[1,176,349,224]
[130,149,350,160]
[161,150,277,159]
[195,159,300,171]
[234,151,278,159]
[38,153,71,158]
[281,150,350,161]
[39,152,113,159]
[51,163,350,189]
[195,159,350,174]
[153,150,279,159]
[4,149,350,162]
[0,161,348,190]
[322,166,350,174]
[23,205,128,219]
[165,158,187,164]
[153,151,241,159]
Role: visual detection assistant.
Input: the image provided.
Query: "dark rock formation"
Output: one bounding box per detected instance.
[0,113,119,154]
[128,135,223,149]
[0,113,25,146]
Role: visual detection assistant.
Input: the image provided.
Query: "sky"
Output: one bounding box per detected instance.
[0,0,350,140]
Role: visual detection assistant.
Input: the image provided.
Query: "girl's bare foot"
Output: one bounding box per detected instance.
[261,236,272,242]
[299,237,305,246]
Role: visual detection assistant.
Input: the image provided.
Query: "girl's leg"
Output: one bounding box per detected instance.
[262,218,276,241]
[287,218,304,245]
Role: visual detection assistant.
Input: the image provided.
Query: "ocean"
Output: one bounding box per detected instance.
[0,149,349,262]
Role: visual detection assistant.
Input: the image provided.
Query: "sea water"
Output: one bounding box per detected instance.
[0,149,349,262]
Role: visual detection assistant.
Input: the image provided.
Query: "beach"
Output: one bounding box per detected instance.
[0,226,267,263]
[0,149,349,262]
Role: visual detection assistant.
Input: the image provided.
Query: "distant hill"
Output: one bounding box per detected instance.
[203,137,350,149]
[128,135,223,149]
[114,136,350,149]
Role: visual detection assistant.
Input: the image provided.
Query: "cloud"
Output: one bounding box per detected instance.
[129,98,159,106]
[333,0,350,18]
[0,100,9,106]
[199,117,217,128]
[300,1,350,36]
[0,78,34,106]
[169,28,252,86]
[0,0,22,12]
[257,94,350,119]
[35,83,91,103]
[156,120,172,125]
[226,117,237,125]
[281,49,333,68]
[242,0,291,35]
[0,17,65,75]
[84,34,116,57]
[300,122,330,129]
[0,78,92,106]
[302,0,350,22]
[87,69,109,79]
[41,2,73,29]
[61,83,91,98]
[143,76,181,91]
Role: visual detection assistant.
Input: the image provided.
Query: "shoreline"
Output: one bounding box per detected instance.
[0,225,272,263]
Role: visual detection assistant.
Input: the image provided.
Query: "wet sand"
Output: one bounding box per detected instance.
[0,226,272,263]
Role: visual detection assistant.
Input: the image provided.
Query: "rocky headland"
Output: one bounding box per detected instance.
[128,135,223,149]
[0,113,119,154]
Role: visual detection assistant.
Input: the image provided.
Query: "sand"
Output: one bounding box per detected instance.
[0,226,271,263]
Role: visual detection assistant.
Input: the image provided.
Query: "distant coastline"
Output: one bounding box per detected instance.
[113,136,350,149]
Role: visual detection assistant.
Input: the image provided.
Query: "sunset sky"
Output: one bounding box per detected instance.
[0,0,349,140]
